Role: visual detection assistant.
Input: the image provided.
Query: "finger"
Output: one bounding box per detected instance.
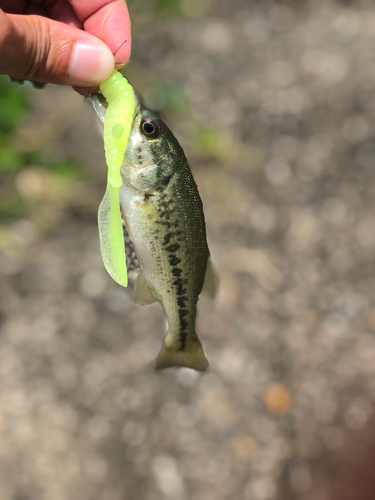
[0,1,33,14]
[22,4,46,15]
[2,0,82,27]
[0,11,115,86]
[67,1,131,65]
[39,0,83,29]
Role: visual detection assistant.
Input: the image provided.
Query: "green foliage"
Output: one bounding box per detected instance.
[155,0,179,13]
[9,77,46,89]
[0,136,24,172]
[0,76,82,235]
[129,0,211,18]
[0,76,28,132]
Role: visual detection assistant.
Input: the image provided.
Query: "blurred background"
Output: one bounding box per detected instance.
[1,0,375,499]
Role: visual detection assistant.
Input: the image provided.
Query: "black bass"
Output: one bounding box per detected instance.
[91,95,216,371]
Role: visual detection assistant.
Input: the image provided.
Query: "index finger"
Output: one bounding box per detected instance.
[68,0,131,65]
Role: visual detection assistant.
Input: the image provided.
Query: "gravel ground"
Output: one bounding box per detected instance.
[1,1,375,499]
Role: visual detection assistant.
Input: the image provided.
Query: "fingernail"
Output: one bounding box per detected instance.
[69,41,114,84]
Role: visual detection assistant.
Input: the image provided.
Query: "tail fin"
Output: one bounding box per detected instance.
[155,337,209,371]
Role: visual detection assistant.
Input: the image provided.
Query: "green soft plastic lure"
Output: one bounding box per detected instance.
[98,70,135,287]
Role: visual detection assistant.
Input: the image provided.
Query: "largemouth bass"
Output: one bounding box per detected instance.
[91,94,216,371]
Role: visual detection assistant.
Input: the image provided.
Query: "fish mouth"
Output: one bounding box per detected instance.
[90,92,108,125]
[90,92,140,126]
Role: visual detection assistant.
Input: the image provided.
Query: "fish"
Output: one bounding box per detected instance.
[91,94,216,371]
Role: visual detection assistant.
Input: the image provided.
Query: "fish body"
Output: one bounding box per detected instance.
[91,93,213,371]
[119,105,210,371]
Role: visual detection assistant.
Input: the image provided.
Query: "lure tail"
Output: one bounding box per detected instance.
[155,332,209,371]
[98,185,127,287]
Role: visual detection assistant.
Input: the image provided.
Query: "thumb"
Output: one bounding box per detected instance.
[0,10,115,86]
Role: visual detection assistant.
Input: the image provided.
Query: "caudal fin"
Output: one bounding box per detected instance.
[155,337,209,371]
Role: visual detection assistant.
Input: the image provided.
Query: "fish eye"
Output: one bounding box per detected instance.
[141,119,161,138]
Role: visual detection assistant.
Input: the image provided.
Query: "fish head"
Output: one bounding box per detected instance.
[91,91,177,192]
[124,104,169,173]
[122,105,184,192]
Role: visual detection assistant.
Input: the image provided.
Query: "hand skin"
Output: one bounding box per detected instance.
[0,1,131,94]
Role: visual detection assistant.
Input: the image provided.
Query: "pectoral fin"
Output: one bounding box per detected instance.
[133,271,157,305]
[201,256,218,298]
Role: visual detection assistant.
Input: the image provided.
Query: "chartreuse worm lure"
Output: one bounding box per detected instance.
[97,70,135,287]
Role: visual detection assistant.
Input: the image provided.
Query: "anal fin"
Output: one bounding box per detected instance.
[133,271,157,305]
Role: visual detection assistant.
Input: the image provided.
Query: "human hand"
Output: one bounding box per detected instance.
[0,1,131,94]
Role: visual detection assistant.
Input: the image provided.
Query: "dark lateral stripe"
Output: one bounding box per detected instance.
[177,296,187,308]
[163,232,174,245]
[169,255,181,266]
[162,230,189,350]
[172,278,187,296]
[178,308,189,350]
[165,243,180,253]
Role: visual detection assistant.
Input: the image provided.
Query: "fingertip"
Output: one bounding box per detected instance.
[69,40,114,85]
[84,1,131,66]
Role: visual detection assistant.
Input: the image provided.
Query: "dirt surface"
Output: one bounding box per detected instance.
[1,1,375,499]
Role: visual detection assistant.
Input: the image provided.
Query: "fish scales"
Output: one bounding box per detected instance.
[149,161,208,350]
[119,104,209,370]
